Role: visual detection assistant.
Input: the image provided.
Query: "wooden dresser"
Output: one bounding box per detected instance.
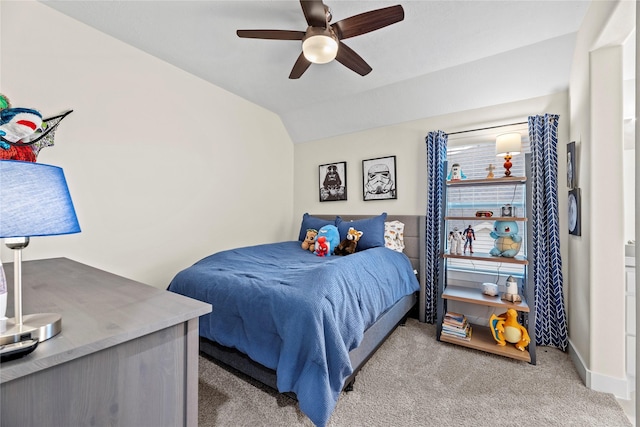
[0,257,211,427]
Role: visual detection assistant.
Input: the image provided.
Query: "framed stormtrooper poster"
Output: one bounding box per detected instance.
[319,162,347,202]
[362,156,397,201]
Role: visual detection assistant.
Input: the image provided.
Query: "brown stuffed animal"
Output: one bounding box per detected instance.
[335,227,363,256]
[301,229,318,252]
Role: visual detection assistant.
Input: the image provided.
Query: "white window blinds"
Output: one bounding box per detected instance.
[445,137,530,276]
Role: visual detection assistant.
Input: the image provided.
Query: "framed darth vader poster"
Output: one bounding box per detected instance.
[362,156,397,201]
[319,162,347,202]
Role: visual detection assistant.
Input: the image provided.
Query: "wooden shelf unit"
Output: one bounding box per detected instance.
[437,157,535,364]
[440,324,531,363]
[443,252,528,265]
[442,285,529,312]
[445,216,527,222]
[446,176,527,186]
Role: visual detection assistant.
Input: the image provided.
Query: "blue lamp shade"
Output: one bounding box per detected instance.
[0,160,80,238]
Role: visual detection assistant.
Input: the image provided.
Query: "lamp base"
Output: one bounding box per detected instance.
[0,313,61,345]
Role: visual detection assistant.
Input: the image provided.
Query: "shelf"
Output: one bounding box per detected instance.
[445,216,527,222]
[446,176,527,187]
[443,252,528,265]
[440,324,531,363]
[442,285,529,312]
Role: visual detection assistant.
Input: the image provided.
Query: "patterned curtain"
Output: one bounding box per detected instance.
[528,114,568,350]
[424,131,448,323]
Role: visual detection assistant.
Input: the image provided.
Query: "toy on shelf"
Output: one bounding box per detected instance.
[489,309,531,351]
[447,163,467,181]
[489,220,522,257]
[502,275,522,303]
[475,210,493,218]
[463,225,475,254]
[447,227,463,255]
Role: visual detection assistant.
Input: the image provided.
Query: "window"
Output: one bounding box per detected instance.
[445,138,530,278]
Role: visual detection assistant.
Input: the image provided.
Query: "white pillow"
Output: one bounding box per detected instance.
[384,220,405,252]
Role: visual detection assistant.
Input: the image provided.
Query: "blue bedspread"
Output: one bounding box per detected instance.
[168,241,418,426]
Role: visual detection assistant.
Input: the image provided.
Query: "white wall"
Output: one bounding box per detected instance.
[568,0,635,398]
[1,1,294,289]
[294,92,567,219]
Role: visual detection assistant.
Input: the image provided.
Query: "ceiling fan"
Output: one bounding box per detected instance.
[236,0,404,79]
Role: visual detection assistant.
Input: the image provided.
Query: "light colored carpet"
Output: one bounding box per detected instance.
[198,318,631,426]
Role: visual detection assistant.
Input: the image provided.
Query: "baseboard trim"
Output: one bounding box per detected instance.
[568,338,632,400]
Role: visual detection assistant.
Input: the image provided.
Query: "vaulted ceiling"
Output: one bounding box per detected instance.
[42,1,591,143]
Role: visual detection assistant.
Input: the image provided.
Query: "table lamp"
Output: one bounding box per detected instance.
[495,133,522,177]
[0,160,80,345]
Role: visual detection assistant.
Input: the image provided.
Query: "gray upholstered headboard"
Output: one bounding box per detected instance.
[314,215,426,315]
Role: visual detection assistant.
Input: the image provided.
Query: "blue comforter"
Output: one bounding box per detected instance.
[168,241,418,426]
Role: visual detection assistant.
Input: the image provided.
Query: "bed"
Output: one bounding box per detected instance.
[168,214,425,426]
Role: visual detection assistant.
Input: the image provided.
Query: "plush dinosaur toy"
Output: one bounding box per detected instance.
[335,227,363,256]
[489,308,530,351]
[301,228,318,252]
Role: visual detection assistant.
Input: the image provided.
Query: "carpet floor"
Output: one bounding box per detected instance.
[198,318,631,426]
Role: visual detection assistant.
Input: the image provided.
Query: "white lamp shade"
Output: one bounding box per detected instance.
[496,133,522,156]
[302,35,338,64]
[0,160,80,238]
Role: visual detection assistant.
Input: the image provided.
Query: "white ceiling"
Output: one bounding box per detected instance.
[41,0,591,143]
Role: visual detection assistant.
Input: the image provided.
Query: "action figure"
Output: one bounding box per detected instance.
[447,227,463,255]
[463,224,476,254]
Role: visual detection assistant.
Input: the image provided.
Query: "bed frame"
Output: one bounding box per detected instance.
[199,214,426,393]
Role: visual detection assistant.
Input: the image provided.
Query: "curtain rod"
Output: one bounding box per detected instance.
[447,121,528,136]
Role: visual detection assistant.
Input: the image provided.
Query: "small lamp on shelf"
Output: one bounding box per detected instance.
[0,160,81,345]
[496,133,522,177]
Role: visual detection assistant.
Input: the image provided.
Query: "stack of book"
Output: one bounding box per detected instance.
[442,311,472,341]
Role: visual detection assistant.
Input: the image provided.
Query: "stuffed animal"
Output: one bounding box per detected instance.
[489,309,530,351]
[335,227,363,256]
[301,228,318,252]
[315,236,329,257]
[314,224,340,257]
[489,220,522,257]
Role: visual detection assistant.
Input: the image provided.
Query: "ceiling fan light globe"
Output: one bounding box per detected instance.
[302,35,338,64]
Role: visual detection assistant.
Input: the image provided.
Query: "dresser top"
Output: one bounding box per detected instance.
[1,258,211,383]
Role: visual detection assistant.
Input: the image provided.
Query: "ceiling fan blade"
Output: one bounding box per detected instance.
[332,5,404,40]
[335,41,372,76]
[237,30,305,40]
[300,0,327,28]
[289,52,312,79]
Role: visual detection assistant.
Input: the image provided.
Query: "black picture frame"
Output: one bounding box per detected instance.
[567,141,576,189]
[362,155,397,201]
[568,188,581,236]
[319,162,347,202]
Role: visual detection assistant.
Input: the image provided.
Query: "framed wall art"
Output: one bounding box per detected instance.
[568,187,581,236]
[319,162,347,202]
[567,141,576,189]
[362,155,397,201]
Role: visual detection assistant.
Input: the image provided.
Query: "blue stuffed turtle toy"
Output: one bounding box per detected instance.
[489,220,522,257]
